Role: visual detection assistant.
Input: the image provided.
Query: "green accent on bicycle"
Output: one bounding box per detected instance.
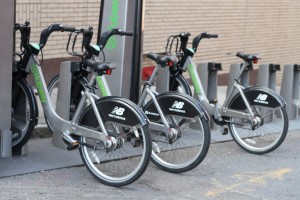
[106,0,119,50]
[187,64,201,95]
[91,44,100,52]
[31,64,47,103]
[30,43,40,51]
[187,48,195,54]
[96,76,109,97]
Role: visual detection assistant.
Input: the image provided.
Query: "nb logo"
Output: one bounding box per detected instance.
[256,94,268,101]
[171,101,184,109]
[111,106,125,115]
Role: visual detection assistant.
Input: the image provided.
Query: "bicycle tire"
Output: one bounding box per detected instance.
[78,97,151,187]
[228,88,288,154]
[169,74,192,96]
[46,74,90,132]
[143,92,211,173]
[11,78,37,150]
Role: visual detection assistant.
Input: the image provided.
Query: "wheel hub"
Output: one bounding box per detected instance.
[105,136,124,151]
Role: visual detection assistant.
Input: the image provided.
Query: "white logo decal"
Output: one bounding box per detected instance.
[171,101,185,109]
[254,94,269,104]
[111,107,125,115]
[145,110,160,116]
[109,106,126,120]
[256,94,268,101]
[169,101,186,113]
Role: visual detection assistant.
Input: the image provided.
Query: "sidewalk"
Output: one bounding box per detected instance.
[0,129,299,199]
[2,85,300,178]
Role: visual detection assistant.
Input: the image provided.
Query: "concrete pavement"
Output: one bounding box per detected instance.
[0,129,299,199]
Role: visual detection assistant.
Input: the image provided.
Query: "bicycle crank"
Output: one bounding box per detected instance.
[167,128,181,144]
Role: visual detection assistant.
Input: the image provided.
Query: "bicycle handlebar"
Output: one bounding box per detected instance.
[98,28,133,50]
[65,26,94,57]
[14,21,31,52]
[192,32,218,53]
[39,24,76,49]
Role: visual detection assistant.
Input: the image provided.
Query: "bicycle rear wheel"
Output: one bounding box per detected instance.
[11,78,37,150]
[144,92,210,173]
[151,115,210,173]
[228,105,288,154]
[78,98,151,187]
[228,88,288,154]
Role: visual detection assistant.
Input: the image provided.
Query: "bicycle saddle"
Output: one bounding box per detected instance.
[83,59,116,73]
[236,52,261,64]
[147,53,178,65]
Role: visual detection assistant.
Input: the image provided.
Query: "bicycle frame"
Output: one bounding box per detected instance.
[94,64,169,133]
[27,53,110,143]
[182,55,255,122]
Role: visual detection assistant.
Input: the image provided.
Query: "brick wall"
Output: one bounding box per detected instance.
[15,0,300,85]
[143,0,300,85]
[16,0,101,59]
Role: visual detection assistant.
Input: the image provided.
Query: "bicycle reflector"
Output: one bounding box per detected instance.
[253,58,258,64]
[168,61,173,67]
[104,69,112,75]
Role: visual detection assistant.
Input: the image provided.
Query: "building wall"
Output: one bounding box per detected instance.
[16,0,300,85]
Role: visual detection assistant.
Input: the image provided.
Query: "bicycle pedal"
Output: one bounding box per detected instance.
[66,141,80,151]
[221,127,229,135]
[132,138,141,147]
[209,99,218,104]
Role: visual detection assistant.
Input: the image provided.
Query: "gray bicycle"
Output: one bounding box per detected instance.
[164,32,288,154]
[47,27,211,173]
[17,23,152,187]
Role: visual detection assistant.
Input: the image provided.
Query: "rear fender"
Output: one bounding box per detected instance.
[143,91,208,121]
[229,86,286,110]
[79,96,149,127]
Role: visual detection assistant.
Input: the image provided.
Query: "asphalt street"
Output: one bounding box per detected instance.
[0,129,299,200]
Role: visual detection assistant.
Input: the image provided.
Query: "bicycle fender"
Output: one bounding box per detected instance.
[13,77,39,125]
[229,86,286,110]
[80,96,149,127]
[143,91,209,121]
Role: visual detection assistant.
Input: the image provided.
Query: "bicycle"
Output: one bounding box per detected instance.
[47,28,211,173]
[11,21,39,151]
[162,32,288,154]
[14,23,152,187]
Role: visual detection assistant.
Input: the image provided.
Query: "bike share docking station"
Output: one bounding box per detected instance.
[196,62,222,129]
[280,64,300,120]
[53,0,145,148]
[0,0,14,158]
[0,0,145,158]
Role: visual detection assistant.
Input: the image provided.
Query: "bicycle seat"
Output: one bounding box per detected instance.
[147,53,178,65]
[83,59,116,73]
[236,52,261,64]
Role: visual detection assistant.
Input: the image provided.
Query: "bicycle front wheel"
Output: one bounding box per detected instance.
[169,74,192,95]
[11,78,37,150]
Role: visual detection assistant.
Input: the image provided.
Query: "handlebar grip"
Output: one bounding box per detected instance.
[61,25,76,32]
[99,28,133,50]
[209,34,218,38]
[120,31,133,36]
